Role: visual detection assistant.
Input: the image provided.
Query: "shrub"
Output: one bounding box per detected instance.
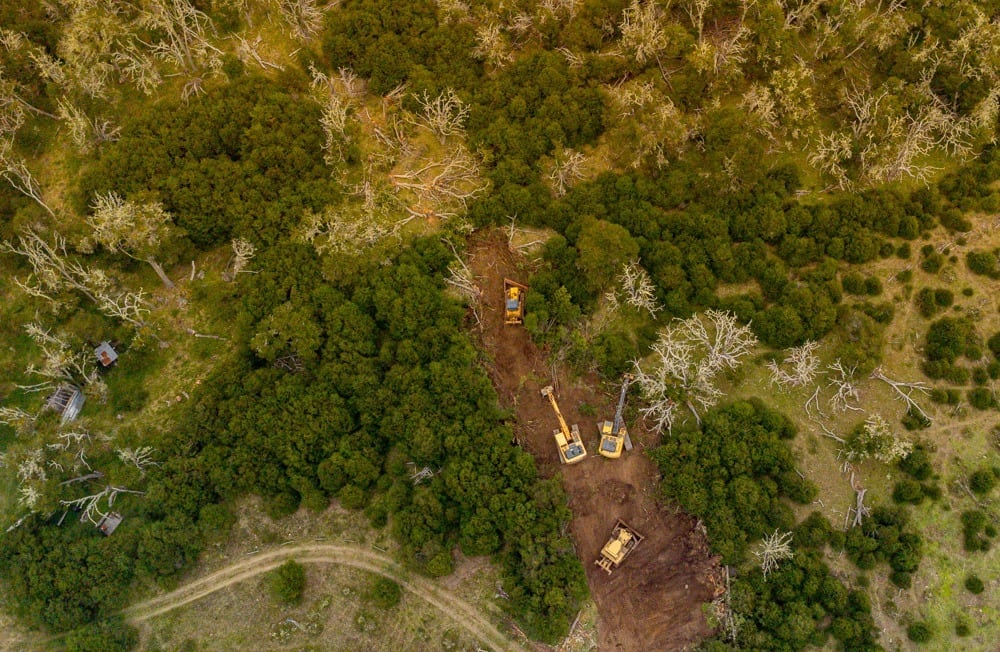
[907,620,933,643]
[920,250,944,273]
[269,560,306,605]
[967,249,1000,278]
[968,388,996,411]
[892,479,924,505]
[973,366,989,385]
[964,574,985,594]
[897,446,937,486]
[897,269,913,283]
[897,243,911,259]
[969,468,997,495]
[367,577,402,608]
[955,619,972,637]
[864,277,882,295]
[962,287,974,296]
[933,288,953,307]
[988,332,1000,359]
[842,272,866,295]
[890,570,912,588]
[915,287,937,318]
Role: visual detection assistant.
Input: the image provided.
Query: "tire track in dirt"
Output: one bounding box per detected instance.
[123,544,526,652]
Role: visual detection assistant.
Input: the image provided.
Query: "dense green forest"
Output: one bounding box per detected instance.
[2,0,1000,649]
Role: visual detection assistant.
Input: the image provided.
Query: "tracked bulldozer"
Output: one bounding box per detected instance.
[541,385,587,464]
[597,373,634,459]
[503,279,528,325]
[595,519,643,574]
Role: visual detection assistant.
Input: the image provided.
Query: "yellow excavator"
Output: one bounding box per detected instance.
[503,279,528,325]
[598,374,634,459]
[541,385,587,464]
[595,519,644,574]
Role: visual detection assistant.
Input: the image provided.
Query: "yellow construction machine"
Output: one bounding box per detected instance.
[503,279,528,325]
[541,385,587,464]
[598,374,634,459]
[595,519,644,574]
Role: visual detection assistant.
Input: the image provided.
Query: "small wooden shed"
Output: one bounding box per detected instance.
[96,512,123,536]
[94,341,118,367]
[46,384,85,424]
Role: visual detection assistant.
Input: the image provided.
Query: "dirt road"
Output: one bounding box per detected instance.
[123,543,526,652]
[467,233,723,651]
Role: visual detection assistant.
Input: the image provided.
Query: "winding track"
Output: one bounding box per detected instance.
[122,544,526,652]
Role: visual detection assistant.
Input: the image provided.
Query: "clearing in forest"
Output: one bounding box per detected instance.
[466,232,724,652]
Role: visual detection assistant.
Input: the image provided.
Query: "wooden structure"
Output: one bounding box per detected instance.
[94,341,118,367]
[96,511,123,536]
[46,384,85,424]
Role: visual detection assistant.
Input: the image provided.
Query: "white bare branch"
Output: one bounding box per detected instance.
[411,89,469,145]
[755,529,794,579]
[635,311,756,432]
[827,359,862,412]
[547,149,586,197]
[617,260,661,316]
[767,341,820,389]
[116,446,159,474]
[870,366,931,424]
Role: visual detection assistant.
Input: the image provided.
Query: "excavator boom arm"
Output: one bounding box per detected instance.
[612,374,633,435]
[545,390,572,437]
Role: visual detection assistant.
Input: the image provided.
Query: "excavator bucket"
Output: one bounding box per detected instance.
[503,279,528,325]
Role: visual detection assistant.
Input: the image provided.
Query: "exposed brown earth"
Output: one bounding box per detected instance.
[466,232,723,652]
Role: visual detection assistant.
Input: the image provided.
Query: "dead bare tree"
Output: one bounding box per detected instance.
[547,149,586,196]
[870,366,931,424]
[846,465,871,528]
[619,0,671,82]
[617,260,662,316]
[755,529,794,579]
[634,310,757,431]
[276,0,324,41]
[83,192,178,288]
[232,34,284,71]
[474,22,513,67]
[767,341,820,389]
[1,228,105,306]
[411,89,469,145]
[390,145,487,218]
[309,64,353,166]
[21,322,100,391]
[116,447,158,474]
[229,237,256,278]
[60,484,145,526]
[0,140,55,216]
[0,407,35,435]
[138,0,222,94]
[55,98,119,153]
[827,360,862,412]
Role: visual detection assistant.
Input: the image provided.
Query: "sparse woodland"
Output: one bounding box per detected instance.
[1,0,1000,649]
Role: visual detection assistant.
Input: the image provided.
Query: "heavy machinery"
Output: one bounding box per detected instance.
[503,279,528,325]
[597,374,634,459]
[595,519,644,574]
[541,385,587,464]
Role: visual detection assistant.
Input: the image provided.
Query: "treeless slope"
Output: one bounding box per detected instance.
[123,544,526,652]
[466,232,723,652]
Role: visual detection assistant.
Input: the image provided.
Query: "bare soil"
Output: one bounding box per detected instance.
[466,233,723,652]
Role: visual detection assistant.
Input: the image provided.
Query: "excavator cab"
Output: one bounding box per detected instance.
[598,374,634,459]
[503,279,528,325]
[541,385,587,464]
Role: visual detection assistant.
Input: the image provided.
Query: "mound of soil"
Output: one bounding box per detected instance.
[465,233,723,651]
